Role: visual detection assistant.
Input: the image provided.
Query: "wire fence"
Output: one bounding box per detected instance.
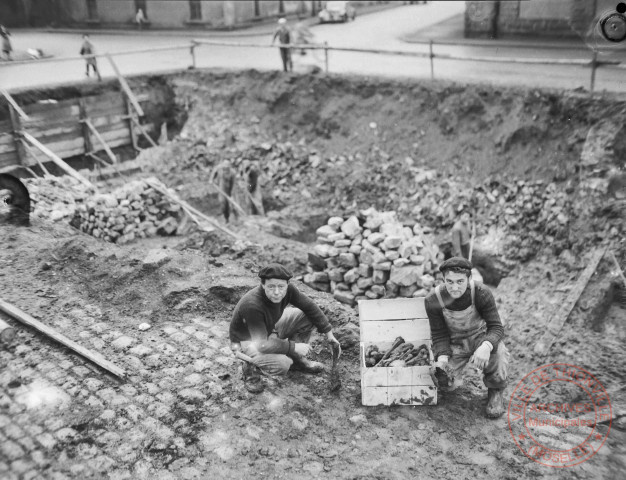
[1,38,624,94]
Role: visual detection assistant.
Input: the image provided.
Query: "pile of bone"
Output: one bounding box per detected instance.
[70,178,189,244]
[304,208,441,306]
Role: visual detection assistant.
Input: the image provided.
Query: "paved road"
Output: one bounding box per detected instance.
[0,1,624,93]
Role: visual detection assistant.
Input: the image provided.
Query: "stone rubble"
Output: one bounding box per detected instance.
[304,208,442,306]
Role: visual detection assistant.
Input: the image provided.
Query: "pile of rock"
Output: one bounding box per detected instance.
[25,175,90,222]
[71,178,189,245]
[304,209,441,307]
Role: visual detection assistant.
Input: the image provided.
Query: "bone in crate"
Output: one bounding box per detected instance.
[364,336,431,368]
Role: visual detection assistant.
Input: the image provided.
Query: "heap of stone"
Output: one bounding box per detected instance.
[304,209,441,307]
[25,175,90,222]
[71,178,189,245]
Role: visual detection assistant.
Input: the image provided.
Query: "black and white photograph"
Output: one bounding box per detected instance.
[0,0,625,478]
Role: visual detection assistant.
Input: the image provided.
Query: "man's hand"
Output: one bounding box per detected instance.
[326,331,340,348]
[470,342,492,370]
[294,343,311,357]
[435,355,449,369]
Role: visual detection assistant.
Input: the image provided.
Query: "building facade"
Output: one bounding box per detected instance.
[56,1,328,29]
[465,0,619,39]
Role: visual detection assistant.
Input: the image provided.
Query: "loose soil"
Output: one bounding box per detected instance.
[1,70,625,479]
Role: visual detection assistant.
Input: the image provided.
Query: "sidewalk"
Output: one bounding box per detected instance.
[401,12,595,52]
[41,2,400,39]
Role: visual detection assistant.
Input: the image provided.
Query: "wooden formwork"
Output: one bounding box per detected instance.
[0,90,149,172]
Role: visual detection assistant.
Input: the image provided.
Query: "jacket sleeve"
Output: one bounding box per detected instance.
[240,304,294,355]
[425,294,452,359]
[288,284,332,334]
[475,285,504,352]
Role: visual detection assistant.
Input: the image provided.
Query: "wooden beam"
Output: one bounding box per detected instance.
[21,131,96,190]
[8,105,26,166]
[85,119,117,164]
[78,98,93,159]
[105,54,144,117]
[125,98,138,151]
[0,298,126,379]
[534,248,607,356]
[131,116,158,148]
[1,89,29,121]
[145,179,241,239]
[209,180,248,218]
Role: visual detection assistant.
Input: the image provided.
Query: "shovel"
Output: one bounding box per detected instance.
[329,341,342,392]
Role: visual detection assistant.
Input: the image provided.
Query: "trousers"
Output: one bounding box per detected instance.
[449,331,510,389]
[241,307,315,376]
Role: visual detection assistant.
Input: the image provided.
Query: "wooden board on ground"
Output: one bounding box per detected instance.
[534,248,607,356]
[0,298,125,378]
[359,297,437,406]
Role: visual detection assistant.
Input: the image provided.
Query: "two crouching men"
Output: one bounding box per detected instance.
[425,257,510,418]
[229,263,340,393]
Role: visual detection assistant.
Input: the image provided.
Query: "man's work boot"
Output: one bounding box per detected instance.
[485,388,505,418]
[290,354,324,374]
[242,362,264,394]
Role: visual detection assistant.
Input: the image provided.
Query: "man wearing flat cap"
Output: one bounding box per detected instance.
[425,257,509,418]
[229,263,340,393]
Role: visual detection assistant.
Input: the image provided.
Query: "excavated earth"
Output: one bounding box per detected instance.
[1,70,626,479]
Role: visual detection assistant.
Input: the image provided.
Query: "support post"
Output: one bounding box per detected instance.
[590,50,598,94]
[21,131,96,190]
[8,105,26,166]
[84,119,118,164]
[105,54,144,117]
[78,98,93,158]
[125,97,139,151]
[324,41,329,73]
[429,40,434,80]
[190,41,197,69]
[1,89,29,121]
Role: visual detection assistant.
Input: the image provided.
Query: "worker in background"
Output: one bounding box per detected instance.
[425,257,509,418]
[451,210,472,259]
[229,263,341,393]
[271,18,292,72]
[79,34,101,81]
[135,8,147,30]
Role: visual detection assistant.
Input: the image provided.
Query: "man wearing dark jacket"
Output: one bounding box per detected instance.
[230,263,340,393]
[425,257,509,418]
[271,18,292,72]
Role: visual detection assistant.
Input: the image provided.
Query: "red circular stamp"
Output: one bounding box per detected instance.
[508,363,612,468]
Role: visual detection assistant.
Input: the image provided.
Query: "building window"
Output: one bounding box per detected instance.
[189,0,202,20]
[134,0,147,15]
[86,0,98,20]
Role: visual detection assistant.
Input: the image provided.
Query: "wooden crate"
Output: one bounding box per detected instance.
[359,297,437,406]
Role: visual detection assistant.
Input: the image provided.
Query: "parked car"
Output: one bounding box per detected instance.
[318,1,356,23]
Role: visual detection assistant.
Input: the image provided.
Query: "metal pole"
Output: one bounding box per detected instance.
[324,41,329,73]
[190,42,197,69]
[590,50,597,94]
[429,40,434,80]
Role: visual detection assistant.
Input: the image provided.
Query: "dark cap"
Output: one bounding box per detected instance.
[258,263,293,281]
[439,256,473,273]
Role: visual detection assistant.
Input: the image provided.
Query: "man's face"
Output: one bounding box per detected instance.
[263,278,288,303]
[444,271,469,299]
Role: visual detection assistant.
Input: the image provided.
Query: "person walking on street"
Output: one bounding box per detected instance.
[425,257,510,418]
[272,18,292,72]
[80,34,101,81]
[229,263,341,393]
[135,8,146,30]
[1,25,12,61]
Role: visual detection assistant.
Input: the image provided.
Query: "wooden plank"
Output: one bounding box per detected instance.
[358,297,427,321]
[0,298,125,378]
[145,179,240,239]
[1,89,29,120]
[0,151,19,169]
[85,119,117,164]
[25,125,82,140]
[131,116,157,148]
[106,54,144,117]
[361,386,388,406]
[22,98,79,115]
[534,248,607,355]
[8,106,25,166]
[21,131,95,189]
[0,143,17,154]
[360,319,431,343]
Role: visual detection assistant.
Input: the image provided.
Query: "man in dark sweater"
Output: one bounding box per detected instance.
[425,257,509,418]
[271,18,293,72]
[230,263,340,393]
